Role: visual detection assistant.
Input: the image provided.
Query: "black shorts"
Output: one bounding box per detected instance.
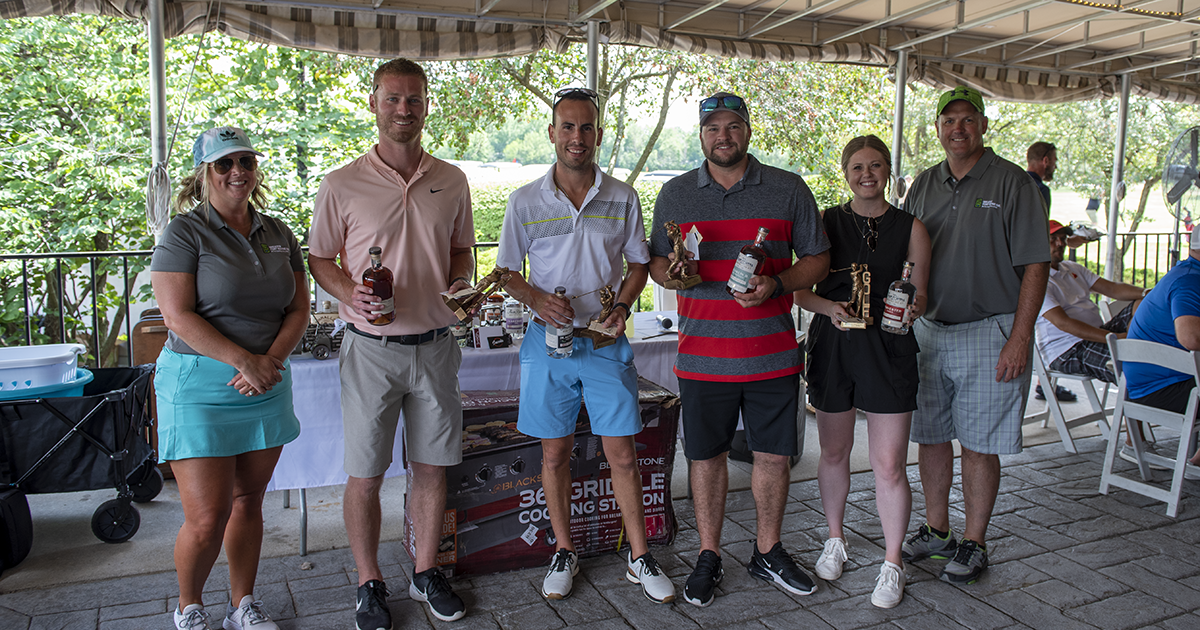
[804,316,919,414]
[678,374,800,460]
[1131,379,1196,414]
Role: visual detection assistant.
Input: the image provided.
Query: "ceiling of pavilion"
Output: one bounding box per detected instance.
[4,0,1199,103]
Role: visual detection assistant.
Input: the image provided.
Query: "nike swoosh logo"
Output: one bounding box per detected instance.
[430,188,445,194]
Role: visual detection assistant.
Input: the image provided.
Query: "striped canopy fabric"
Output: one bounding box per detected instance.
[2,0,1199,104]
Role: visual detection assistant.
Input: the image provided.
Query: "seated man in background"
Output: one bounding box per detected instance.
[1123,227,1200,468]
[1036,220,1146,385]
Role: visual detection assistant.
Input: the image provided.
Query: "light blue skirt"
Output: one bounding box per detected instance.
[155,348,300,461]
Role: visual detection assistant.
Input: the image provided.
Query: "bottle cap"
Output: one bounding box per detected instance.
[369,246,382,256]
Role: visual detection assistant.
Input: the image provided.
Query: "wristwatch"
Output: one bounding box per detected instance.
[614,302,632,319]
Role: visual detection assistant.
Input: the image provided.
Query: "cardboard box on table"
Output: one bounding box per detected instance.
[403,377,679,576]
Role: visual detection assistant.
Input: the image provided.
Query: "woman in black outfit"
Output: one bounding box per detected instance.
[797,135,930,609]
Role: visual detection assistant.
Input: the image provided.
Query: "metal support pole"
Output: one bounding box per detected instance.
[148,0,168,245]
[890,50,908,206]
[1104,74,1132,281]
[587,21,599,91]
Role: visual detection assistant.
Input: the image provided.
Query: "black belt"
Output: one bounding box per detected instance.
[349,324,449,345]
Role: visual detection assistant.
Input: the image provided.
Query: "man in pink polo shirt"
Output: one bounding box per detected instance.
[309,58,475,629]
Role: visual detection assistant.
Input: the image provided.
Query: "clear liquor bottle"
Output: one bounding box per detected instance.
[362,246,395,326]
[504,296,525,340]
[881,261,916,335]
[726,227,770,295]
[545,286,573,358]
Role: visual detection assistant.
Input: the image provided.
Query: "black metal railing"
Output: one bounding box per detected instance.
[0,241,644,367]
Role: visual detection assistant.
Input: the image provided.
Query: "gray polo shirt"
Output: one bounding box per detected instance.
[151,204,305,355]
[904,147,1050,323]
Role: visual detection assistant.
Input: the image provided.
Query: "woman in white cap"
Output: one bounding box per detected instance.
[152,126,307,630]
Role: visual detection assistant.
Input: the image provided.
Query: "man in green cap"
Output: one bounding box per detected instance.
[899,86,1050,584]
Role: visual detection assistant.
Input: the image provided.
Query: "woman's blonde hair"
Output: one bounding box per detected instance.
[172,162,271,215]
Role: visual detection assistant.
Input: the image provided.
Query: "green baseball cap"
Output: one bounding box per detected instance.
[936,86,985,116]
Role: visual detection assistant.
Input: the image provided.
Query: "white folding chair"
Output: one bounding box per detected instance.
[1099,334,1200,517]
[1099,298,1133,322]
[1024,348,1112,453]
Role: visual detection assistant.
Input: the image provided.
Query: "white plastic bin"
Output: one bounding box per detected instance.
[0,344,87,392]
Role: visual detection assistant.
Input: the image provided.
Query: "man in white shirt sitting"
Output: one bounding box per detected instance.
[1037,220,1147,384]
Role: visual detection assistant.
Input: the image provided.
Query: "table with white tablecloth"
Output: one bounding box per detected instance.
[267,310,678,494]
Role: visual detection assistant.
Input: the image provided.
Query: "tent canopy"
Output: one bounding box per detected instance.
[3,0,1198,104]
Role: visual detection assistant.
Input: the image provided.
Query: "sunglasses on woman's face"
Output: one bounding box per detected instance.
[212,156,258,175]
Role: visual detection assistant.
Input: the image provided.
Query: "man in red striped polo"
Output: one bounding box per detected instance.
[648,92,830,607]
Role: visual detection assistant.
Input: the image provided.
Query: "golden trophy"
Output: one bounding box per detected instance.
[840,263,873,329]
[579,285,620,349]
[663,221,703,290]
[443,267,512,321]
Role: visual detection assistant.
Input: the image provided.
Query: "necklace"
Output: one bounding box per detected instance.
[843,203,880,252]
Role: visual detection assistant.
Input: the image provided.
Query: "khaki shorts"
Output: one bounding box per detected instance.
[339,330,463,477]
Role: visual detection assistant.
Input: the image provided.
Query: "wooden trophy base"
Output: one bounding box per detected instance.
[841,317,868,330]
[664,275,702,290]
[581,325,619,349]
[442,289,478,321]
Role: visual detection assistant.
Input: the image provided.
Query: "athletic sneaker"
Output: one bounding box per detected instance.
[410,567,466,622]
[626,552,676,603]
[542,549,579,600]
[871,561,905,609]
[355,580,392,630]
[1120,444,1170,470]
[748,542,817,595]
[814,537,848,580]
[174,604,214,630]
[223,595,278,629]
[941,539,989,584]
[683,550,723,607]
[901,523,958,562]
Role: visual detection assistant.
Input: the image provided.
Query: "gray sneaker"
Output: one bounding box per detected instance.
[941,539,988,584]
[901,523,958,562]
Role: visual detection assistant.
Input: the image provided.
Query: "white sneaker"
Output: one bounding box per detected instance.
[542,549,579,599]
[223,596,278,629]
[815,538,847,581]
[1120,444,1169,470]
[626,552,676,604]
[871,561,905,609]
[174,604,214,630]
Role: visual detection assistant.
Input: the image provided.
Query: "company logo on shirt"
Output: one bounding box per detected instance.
[260,243,289,254]
[974,198,1001,209]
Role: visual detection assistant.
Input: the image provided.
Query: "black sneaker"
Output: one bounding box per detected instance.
[941,539,989,584]
[355,580,392,630]
[410,567,466,622]
[748,542,817,596]
[683,550,723,607]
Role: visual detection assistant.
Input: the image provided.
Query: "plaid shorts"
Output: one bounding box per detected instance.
[1046,302,1135,384]
[911,313,1032,455]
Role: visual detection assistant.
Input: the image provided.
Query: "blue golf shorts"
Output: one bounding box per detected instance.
[517,321,643,439]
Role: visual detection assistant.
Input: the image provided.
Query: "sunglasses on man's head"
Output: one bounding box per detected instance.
[700,95,746,113]
[554,87,600,108]
[212,156,258,175]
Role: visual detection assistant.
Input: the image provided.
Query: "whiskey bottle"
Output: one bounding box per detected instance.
[881,261,916,335]
[545,286,573,358]
[727,227,770,295]
[362,246,395,326]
